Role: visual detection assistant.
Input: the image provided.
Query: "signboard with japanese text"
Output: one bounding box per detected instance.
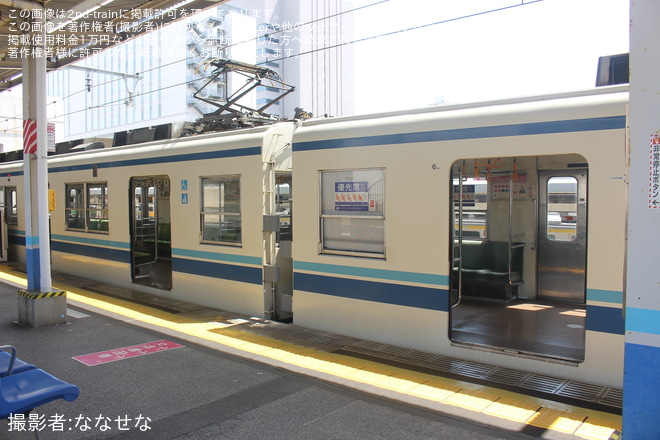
[649,134,660,208]
[47,123,56,152]
[491,175,528,201]
[334,181,372,211]
[73,340,183,366]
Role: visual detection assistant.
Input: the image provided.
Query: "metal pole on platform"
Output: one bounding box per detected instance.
[623,0,660,436]
[17,3,66,327]
[21,5,51,293]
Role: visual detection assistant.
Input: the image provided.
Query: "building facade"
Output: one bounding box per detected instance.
[43,0,354,143]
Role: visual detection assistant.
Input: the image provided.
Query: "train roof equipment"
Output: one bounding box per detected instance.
[184,58,297,135]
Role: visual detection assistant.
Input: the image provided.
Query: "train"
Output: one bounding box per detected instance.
[0,84,628,389]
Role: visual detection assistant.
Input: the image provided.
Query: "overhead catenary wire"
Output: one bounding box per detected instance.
[15,0,395,126]
[0,0,390,131]
[45,0,392,102]
[259,0,545,65]
[1,0,544,131]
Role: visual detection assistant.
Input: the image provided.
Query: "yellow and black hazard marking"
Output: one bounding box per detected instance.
[18,290,66,300]
[0,265,622,439]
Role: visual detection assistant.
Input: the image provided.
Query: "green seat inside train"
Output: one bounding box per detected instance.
[455,240,524,301]
[88,219,109,232]
[142,223,171,258]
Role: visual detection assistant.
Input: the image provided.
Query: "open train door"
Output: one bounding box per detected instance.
[129,176,172,290]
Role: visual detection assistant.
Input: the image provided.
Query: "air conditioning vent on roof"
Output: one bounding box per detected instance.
[596,53,629,86]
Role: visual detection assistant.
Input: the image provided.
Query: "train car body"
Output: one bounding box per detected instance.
[0,122,295,319]
[292,86,627,388]
[0,85,628,389]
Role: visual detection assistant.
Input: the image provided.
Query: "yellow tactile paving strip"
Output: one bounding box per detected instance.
[0,267,621,439]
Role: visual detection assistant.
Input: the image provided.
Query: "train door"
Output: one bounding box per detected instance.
[130,176,172,290]
[449,156,586,362]
[274,173,293,321]
[537,170,587,303]
[0,208,7,262]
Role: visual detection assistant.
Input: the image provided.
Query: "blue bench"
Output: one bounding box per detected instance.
[0,345,80,420]
[0,348,36,377]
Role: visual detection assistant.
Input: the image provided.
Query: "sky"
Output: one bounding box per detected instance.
[348,0,629,114]
[0,0,630,148]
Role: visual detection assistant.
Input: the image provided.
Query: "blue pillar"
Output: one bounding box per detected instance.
[623,0,660,437]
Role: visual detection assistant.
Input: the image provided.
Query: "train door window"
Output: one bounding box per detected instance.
[65,183,85,230]
[320,169,385,257]
[134,187,143,221]
[545,177,578,242]
[276,173,292,241]
[4,187,17,225]
[147,187,156,221]
[87,184,109,233]
[201,176,241,245]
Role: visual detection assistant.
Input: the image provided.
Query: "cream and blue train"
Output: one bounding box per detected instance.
[0,85,628,390]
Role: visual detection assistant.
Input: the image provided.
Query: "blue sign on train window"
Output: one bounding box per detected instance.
[334,181,369,211]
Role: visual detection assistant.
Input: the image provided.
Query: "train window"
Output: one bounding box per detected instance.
[65,182,109,233]
[275,174,292,241]
[546,176,578,242]
[320,169,385,257]
[3,187,17,225]
[201,176,241,245]
[65,183,85,230]
[87,184,109,233]
[453,178,487,239]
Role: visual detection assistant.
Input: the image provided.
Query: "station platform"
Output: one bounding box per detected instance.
[0,264,621,439]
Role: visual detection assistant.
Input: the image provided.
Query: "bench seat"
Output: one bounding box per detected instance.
[0,369,80,418]
[456,240,524,301]
[0,346,79,419]
[0,351,35,377]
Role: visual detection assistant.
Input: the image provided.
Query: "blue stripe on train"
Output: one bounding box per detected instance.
[293,260,449,287]
[293,116,627,152]
[9,234,25,246]
[586,304,625,335]
[296,272,624,334]
[0,147,262,178]
[51,240,129,263]
[48,147,261,174]
[294,272,449,311]
[49,239,262,285]
[172,257,261,285]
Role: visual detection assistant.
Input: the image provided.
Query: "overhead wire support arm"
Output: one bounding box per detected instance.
[187,58,296,134]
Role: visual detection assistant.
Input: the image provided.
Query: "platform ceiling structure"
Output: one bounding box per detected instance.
[0,0,230,91]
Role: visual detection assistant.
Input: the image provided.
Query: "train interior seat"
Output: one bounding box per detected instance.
[456,240,524,301]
